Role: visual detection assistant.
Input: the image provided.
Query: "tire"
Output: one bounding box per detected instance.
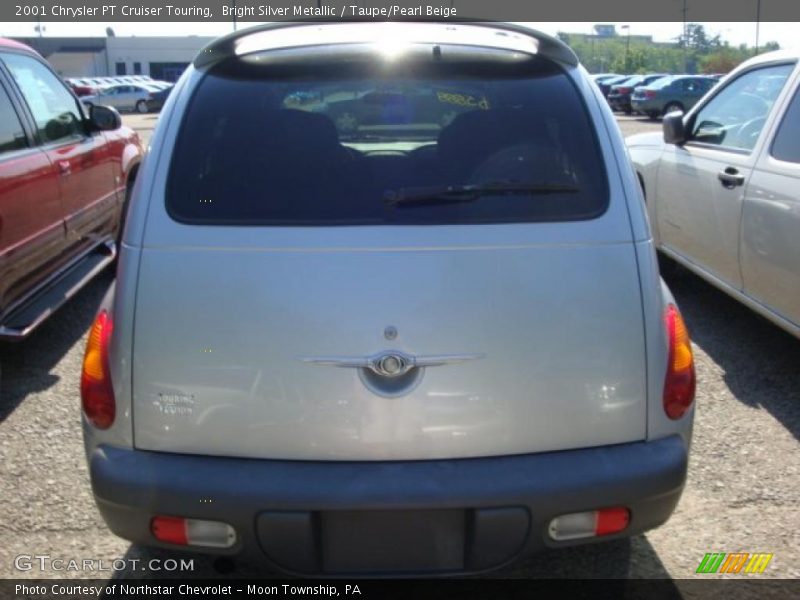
[623,107,632,115]
[646,111,659,120]
[663,102,684,116]
[135,100,148,114]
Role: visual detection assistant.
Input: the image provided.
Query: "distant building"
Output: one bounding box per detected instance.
[11,37,108,77]
[106,37,213,81]
[11,36,213,82]
[594,24,617,38]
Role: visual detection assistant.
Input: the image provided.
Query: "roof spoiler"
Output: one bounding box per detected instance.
[194,20,579,69]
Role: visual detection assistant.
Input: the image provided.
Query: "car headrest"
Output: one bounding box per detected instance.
[437,109,548,171]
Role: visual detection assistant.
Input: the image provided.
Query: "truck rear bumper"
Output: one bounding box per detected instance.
[90,435,688,575]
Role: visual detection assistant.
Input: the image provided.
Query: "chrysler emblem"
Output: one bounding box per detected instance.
[299,350,484,378]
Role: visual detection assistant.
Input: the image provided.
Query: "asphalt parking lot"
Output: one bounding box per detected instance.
[0,113,798,581]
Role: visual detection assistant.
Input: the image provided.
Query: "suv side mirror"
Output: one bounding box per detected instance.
[663,111,687,145]
[89,104,122,132]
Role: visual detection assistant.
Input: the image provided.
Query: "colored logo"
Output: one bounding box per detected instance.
[696,552,773,574]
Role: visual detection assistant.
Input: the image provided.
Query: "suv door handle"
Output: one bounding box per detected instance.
[718,167,745,189]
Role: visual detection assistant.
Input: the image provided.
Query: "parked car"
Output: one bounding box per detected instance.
[628,49,800,338]
[81,83,162,113]
[631,75,718,119]
[84,77,110,89]
[83,22,695,576]
[145,81,173,90]
[65,77,98,97]
[608,74,669,114]
[596,74,631,98]
[0,38,143,341]
[145,85,172,112]
[590,73,622,82]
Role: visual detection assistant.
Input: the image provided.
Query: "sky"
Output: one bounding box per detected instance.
[0,21,796,49]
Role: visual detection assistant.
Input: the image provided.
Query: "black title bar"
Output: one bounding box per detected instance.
[4,0,800,23]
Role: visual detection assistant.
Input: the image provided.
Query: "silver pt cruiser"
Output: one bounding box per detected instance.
[81,21,696,575]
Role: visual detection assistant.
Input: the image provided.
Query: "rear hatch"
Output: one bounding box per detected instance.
[131,42,647,461]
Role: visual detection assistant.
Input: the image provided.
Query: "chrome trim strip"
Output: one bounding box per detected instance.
[300,350,485,378]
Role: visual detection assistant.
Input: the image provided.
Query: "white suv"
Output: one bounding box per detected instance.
[81,22,695,575]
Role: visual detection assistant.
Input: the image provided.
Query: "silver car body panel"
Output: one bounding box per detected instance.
[89,23,681,462]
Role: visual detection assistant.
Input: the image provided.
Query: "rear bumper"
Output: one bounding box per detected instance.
[90,436,688,575]
[631,99,661,113]
[608,95,632,111]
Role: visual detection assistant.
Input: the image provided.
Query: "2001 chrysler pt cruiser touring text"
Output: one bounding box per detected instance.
[81,22,696,575]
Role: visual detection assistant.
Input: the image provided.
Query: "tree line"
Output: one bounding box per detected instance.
[557,24,780,75]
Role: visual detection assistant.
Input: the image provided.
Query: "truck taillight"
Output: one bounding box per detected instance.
[81,310,115,429]
[663,304,695,419]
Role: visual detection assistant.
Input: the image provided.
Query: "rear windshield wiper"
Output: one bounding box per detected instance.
[383,182,580,207]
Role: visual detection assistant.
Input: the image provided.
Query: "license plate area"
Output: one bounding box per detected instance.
[256,506,529,575]
[321,509,465,573]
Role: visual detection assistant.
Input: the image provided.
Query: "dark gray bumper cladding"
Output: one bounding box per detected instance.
[90,436,687,575]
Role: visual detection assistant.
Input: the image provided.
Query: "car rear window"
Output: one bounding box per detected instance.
[167,45,609,226]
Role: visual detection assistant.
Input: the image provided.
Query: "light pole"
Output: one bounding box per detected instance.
[681,0,689,73]
[621,25,631,72]
[755,0,761,53]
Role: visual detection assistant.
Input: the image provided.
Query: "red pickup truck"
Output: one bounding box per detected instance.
[0,38,143,340]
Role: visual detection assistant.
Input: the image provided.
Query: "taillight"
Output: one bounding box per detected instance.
[618,87,632,94]
[548,507,630,540]
[644,90,657,99]
[81,310,115,429]
[663,304,695,419]
[151,516,237,548]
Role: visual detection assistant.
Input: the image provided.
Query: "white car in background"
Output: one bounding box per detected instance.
[628,50,800,339]
[81,82,163,113]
